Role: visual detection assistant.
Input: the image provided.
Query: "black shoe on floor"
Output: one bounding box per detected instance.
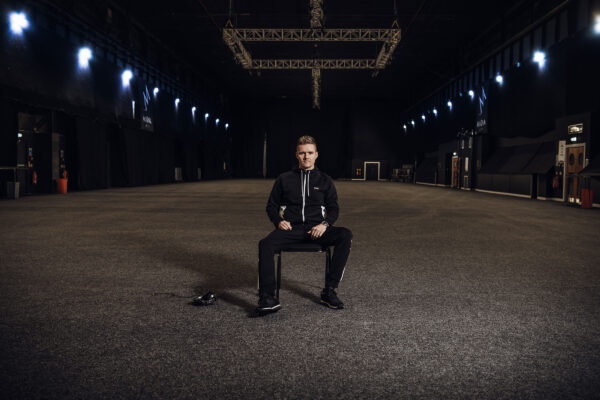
[320,287,344,309]
[256,293,281,315]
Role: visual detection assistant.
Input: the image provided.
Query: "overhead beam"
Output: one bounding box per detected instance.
[252,59,376,70]
[223,28,401,42]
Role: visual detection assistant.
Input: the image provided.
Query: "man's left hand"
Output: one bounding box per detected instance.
[307,224,327,239]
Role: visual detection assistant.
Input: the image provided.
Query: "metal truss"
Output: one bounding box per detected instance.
[312,68,321,109]
[310,0,324,29]
[224,28,401,42]
[222,1,401,108]
[252,59,376,70]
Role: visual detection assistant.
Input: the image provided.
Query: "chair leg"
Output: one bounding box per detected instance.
[325,248,331,288]
[276,253,282,300]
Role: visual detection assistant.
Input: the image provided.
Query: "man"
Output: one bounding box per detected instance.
[257,135,353,314]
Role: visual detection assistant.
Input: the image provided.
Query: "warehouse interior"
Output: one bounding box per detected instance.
[1,0,600,398]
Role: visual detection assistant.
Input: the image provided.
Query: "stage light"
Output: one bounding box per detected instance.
[215,118,220,126]
[17,132,23,138]
[191,106,196,116]
[433,108,438,117]
[204,112,209,121]
[153,87,159,96]
[447,100,453,110]
[533,51,546,69]
[495,74,504,85]
[77,47,92,69]
[175,98,180,108]
[421,114,426,122]
[411,120,415,126]
[9,12,29,35]
[403,124,407,131]
[468,90,474,99]
[225,123,229,130]
[121,69,132,88]
[515,61,521,68]
[594,16,600,34]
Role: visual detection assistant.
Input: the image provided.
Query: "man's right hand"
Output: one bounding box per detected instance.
[278,220,292,230]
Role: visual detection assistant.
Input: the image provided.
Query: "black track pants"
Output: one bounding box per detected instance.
[258,225,353,295]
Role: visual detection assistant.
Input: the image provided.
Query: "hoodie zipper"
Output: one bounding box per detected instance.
[301,169,311,223]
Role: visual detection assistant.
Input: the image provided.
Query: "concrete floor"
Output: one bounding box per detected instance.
[1,180,599,399]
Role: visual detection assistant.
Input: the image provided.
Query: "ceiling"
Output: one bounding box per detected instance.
[96,1,558,109]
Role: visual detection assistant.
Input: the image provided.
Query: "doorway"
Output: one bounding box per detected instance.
[364,162,380,181]
[451,156,460,188]
[565,144,585,203]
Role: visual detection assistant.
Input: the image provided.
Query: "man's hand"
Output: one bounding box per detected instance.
[278,220,292,230]
[307,223,327,239]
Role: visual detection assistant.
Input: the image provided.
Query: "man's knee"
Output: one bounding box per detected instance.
[259,238,271,251]
[338,227,353,243]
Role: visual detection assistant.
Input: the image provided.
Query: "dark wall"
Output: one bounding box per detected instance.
[0,5,231,190]
[231,98,402,179]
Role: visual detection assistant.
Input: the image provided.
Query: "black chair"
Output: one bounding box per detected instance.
[274,243,331,300]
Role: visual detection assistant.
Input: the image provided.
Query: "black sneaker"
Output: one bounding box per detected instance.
[320,287,344,309]
[256,293,281,314]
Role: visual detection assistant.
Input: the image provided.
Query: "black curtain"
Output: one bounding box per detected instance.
[75,117,108,190]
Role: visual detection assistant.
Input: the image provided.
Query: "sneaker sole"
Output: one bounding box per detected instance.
[256,304,281,313]
[320,299,344,309]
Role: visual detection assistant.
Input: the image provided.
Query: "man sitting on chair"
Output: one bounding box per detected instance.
[257,135,353,314]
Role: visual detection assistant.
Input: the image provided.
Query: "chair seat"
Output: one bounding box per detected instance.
[278,242,327,253]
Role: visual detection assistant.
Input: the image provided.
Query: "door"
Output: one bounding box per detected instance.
[566,145,585,202]
[451,156,460,188]
[365,163,379,181]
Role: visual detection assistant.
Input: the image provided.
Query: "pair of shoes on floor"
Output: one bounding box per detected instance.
[256,292,281,315]
[320,287,344,309]
[256,288,344,315]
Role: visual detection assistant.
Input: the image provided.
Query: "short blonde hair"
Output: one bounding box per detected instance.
[297,135,317,149]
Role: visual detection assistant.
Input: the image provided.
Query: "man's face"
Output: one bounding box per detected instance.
[296,144,318,170]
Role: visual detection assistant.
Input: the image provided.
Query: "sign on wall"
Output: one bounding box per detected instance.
[557,140,566,165]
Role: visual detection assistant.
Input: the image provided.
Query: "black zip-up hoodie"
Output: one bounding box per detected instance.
[266,166,339,228]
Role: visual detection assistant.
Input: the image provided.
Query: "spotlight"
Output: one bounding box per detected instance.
[495,74,504,85]
[595,16,600,34]
[515,61,521,68]
[421,114,426,122]
[204,112,209,121]
[77,47,92,69]
[17,132,23,138]
[215,118,220,126]
[121,69,133,88]
[432,108,438,116]
[175,98,180,107]
[191,106,196,115]
[447,100,453,110]
[153,87,159,96]
[533,50,546,69]
[9,12,29,35]
[225,123,229,130]
[403,124,407,131]
[411,120,415,126]
[468,90,475,99]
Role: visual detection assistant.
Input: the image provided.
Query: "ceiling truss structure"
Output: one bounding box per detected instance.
[222,1,401,108]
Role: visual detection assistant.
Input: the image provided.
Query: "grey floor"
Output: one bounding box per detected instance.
[1,180,599,399]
